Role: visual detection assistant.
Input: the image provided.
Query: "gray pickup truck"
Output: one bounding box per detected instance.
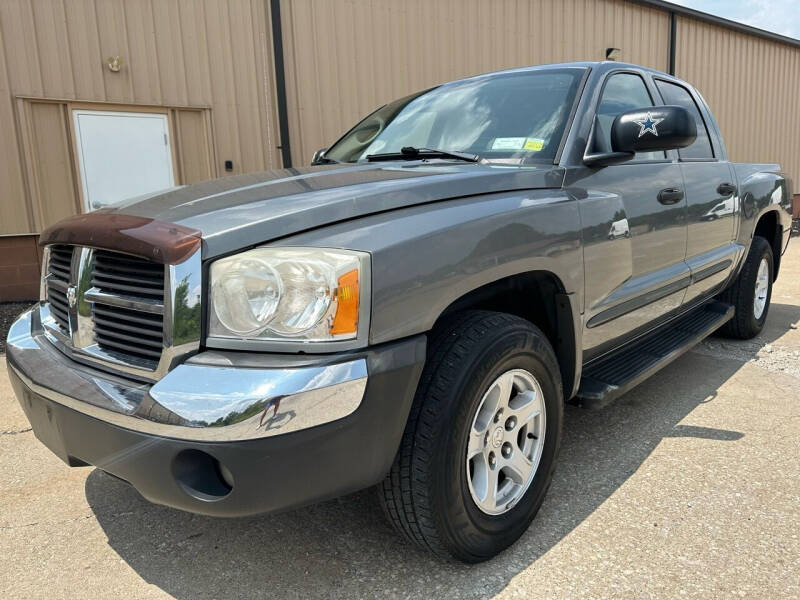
[7,61,792,563]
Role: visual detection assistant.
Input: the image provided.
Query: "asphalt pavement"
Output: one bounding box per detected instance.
[2,245,799,599]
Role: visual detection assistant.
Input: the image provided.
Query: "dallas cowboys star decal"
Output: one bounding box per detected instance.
[632,112,664,137]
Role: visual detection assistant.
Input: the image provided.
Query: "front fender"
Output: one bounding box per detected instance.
[274,189,583,344]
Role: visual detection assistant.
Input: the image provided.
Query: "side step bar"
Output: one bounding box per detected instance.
[574,300,734,409]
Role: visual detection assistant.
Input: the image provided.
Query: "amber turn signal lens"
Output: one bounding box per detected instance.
[330,269,359,335]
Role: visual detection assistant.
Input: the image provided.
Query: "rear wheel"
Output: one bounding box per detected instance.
[718,235,773,339]
[378,310,563,562]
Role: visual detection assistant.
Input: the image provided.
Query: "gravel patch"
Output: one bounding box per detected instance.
[694,335,800,378]
[0,302,34,354]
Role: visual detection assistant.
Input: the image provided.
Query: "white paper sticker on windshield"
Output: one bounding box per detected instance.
[491,137,526,150]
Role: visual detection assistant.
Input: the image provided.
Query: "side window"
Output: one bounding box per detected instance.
[655,80,714,159]
[596,73,665,161]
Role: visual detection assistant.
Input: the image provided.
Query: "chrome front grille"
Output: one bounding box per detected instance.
[45,245,74,333]
[40,243,201,381]
[91,304,164,361]
[92,251,165,299]
[90,251,166,366]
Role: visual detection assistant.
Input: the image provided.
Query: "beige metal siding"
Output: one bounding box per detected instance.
[21,101,81,228]
[2,0,800,243]
[675,16,800,186]
[173,108,215,185]
[0,0,280,235]
[281,0,670,164]
[0,14,29,235]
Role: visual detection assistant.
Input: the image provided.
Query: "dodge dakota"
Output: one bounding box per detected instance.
[7,61,792,562]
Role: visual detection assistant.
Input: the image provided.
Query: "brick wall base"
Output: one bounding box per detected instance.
[0,235,42,302]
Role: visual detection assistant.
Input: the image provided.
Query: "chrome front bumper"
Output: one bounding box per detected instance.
[6,307,368,442]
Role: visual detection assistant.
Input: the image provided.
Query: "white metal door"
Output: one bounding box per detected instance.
[72,110,175,211]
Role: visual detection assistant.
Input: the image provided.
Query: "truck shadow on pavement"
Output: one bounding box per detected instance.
[84,302,800,600]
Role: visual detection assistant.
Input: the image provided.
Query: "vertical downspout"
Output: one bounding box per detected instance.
[668,11,677,75]
[270,0,293,168]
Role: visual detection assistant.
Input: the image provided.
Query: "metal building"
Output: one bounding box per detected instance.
[1,0,798,300]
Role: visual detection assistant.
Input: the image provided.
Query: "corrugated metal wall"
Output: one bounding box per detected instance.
[0,0,281,235]
[675,16,800,183]
[281,0,670,165]
[1,0,799,243]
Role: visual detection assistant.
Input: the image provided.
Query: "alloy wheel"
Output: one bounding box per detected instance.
[466,368,546,515]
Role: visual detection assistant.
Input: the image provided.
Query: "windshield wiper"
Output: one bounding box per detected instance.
[366,146,479,163]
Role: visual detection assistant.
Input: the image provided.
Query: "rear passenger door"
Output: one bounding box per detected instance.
[654,79,738,305]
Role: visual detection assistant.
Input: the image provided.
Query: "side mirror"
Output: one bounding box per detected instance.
[311,147,328,165]
[584,105,697,167]
[611,105,696,153]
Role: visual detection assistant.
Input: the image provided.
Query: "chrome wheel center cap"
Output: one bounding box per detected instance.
[491,427,504,448]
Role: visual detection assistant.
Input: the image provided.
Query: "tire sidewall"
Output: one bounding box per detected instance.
[432,323,563,561]
[743,238,773,333]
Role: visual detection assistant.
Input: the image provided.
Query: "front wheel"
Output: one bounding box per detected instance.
[717,235,774,339]
[378,311,563,562]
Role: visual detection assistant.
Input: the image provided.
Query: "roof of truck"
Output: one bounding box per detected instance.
[451,60,680,86]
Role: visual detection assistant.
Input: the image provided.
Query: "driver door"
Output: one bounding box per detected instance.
[570,71,689,357]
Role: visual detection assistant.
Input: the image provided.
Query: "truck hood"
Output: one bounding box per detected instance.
[114,161,564,258]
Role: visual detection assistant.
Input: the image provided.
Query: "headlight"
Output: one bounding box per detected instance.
[209,247,369,342]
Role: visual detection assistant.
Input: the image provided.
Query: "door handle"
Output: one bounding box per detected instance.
[657,188,684,205]
[717,182,736,196]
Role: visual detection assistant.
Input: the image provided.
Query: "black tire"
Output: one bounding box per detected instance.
[717,235,773,339]
[378,310,563,562]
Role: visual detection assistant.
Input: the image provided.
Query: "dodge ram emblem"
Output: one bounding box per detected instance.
[66,285,77,308]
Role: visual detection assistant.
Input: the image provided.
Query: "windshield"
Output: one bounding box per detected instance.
[324,68,585,164]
